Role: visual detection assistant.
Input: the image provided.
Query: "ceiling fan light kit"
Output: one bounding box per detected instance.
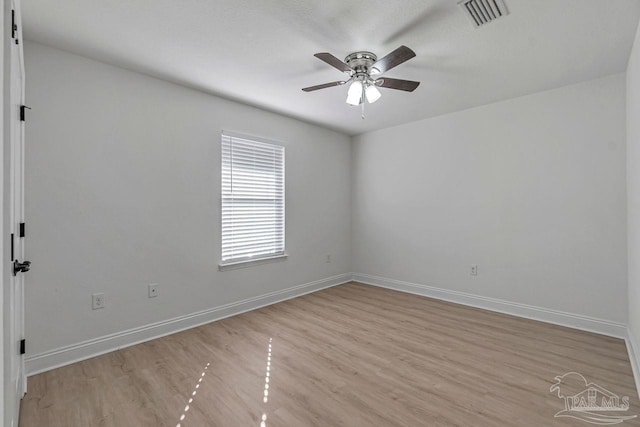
[302,46,420,119]
[365,84,382,104]
[346,80,364,106]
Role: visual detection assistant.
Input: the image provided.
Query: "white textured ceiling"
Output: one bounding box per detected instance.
[22,0,640,135]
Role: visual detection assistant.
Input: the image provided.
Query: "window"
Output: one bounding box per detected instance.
[221,131,285,267]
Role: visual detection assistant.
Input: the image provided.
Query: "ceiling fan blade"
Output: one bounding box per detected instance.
[370,46,416,75]
[302,81,346,92]
[314,53,353,73]
[375,78,420,92]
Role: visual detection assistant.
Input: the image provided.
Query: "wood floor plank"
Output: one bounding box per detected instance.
[19,282,640,426]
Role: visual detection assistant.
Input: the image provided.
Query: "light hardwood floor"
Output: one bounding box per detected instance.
[19,282,640,426]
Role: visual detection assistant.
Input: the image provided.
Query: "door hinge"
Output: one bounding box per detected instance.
[10,233,14,260]
[19,223,25,238]
[19,339,25,355]
[11,10,16,39]
[20,105,30,122]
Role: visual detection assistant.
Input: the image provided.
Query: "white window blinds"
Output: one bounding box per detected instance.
[221,132,285,265]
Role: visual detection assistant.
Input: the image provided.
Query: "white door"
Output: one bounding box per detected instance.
[6,0,27,425]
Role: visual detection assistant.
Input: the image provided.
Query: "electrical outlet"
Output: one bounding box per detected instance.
[92,293,105,310]
[148,283,159,298]
[470,264,478,276]
[325,254,331,263]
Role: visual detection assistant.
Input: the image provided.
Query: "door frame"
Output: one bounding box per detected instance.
[3,0,26,425]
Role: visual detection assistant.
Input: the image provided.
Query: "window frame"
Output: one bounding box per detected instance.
[219,130,286,270]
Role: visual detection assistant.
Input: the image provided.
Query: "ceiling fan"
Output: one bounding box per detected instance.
[302,45,420,115]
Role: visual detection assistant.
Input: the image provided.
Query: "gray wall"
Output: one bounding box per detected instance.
[352,73,627,323]
[627,20,640,379]
[24,41,352,356]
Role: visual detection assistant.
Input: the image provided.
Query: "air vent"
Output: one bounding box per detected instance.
[458,0,509,28]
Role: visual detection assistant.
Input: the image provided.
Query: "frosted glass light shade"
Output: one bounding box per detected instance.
[346,80,363,105]
[365,84,382,103]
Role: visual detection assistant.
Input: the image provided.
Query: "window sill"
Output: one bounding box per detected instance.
[218,254,288,272]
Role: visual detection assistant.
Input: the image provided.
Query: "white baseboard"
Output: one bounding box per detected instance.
[352,273,627,339]
[626,329,640,399]
[26,273,352,376]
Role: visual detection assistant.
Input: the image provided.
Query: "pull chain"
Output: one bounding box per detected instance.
[361,84,366,120]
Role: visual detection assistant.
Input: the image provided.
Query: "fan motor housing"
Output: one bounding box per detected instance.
[344,51,377,76]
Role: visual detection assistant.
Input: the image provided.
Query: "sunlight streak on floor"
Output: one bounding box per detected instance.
[175,362,210,427]
[260,338,273,426]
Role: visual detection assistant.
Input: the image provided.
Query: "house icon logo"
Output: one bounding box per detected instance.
[550,372,637,424]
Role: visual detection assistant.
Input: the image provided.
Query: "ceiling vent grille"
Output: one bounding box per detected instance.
[458,0,509,28]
